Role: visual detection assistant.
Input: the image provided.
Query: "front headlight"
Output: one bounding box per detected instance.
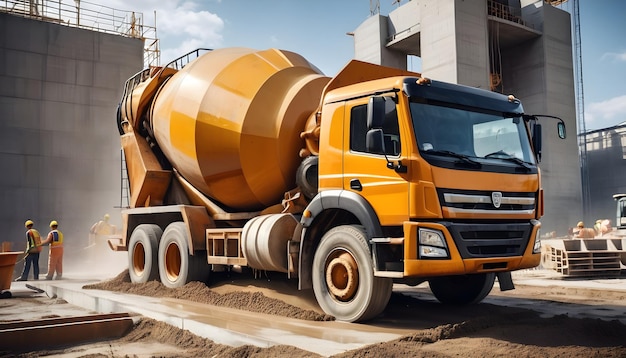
[532,228,542,254]
[418,228,449,258]
[419,245,448,258]
[419,228,446,247]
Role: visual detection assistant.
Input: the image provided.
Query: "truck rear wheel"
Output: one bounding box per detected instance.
[428,273,495,305]
[158,222,209,288]
[312,225,392,322]
[128,224,162,283]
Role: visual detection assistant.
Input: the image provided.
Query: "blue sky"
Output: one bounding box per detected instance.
[574,1,626,131]
[104,0,625,132]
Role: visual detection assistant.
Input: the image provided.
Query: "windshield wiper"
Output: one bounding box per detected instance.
[424,150,481,167]
[484,150,533,171]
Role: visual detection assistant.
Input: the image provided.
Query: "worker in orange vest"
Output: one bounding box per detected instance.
[15,220,43,281]
[41,220,64,280]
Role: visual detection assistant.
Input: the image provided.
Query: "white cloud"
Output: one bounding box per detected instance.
[585,94,626,129]
[157,8,224,62]
[601,51,626,62]
[89,0,224,64]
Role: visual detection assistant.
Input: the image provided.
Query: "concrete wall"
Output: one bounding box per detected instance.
[353,15,406,69]
[404,0,489,88]
[503,2,582,234]
[0,13,143,256]
[387,0,420,44]
[453,0,490,89]
[419,0,458,83]
[539,4,582,233]
[353,15,387,65]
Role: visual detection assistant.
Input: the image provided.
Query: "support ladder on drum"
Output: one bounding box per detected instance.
[117,149,130,209]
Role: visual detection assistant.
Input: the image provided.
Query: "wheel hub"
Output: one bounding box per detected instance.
[164,242,182,281]
[325,252,359,301]
[132,243,145,275]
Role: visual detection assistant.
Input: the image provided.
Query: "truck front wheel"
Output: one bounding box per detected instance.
[128,224,162,283]
[312,225,392,322]
[428,273,495,305]
[158,222,209,288]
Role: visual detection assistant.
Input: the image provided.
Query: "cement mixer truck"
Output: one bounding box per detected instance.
[110,47,566,322]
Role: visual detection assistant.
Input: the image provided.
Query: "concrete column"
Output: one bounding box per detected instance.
[420,0,489,88]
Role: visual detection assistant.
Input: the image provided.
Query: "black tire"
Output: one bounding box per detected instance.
[158,222,209,288]
[0,291,12,299]
[428,273,495,305]
[296,156,318,200]
[312,225,392,322]
[128,224,162,283]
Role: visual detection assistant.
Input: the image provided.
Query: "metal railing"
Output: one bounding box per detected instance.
[1,0,159,66]
[487,0,527,27]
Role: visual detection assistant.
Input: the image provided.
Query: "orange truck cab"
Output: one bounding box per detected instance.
[298,64,564,320]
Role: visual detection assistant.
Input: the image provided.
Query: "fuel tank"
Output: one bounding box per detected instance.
[150,48,330,211]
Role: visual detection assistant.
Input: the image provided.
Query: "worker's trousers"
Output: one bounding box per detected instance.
[46,247,63,280]
[19,252,40,280]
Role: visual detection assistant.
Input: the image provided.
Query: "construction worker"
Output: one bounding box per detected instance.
[576,220,596,239]
[15,220,42,281]
[90,213,115,236]
[594,219,603,235]
[41,220,64,280]
[588,219,611,238]
[572,221,584,236]
[598,219,612,236]
[88,213,116,249]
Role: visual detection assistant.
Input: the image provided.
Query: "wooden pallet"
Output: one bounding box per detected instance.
[541,238,625,277]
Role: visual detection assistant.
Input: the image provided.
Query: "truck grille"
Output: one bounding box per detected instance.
[429,189,537,258]
[445,222,532,259]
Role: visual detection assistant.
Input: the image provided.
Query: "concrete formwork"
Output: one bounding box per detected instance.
[0,12,143,257]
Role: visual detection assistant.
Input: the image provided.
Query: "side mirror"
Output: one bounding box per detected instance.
[367,96,385,129]
[366,128,385,154]
[557,122,566,139]
[532,123,542,162]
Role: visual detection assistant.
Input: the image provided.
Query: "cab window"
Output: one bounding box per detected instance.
[350,100,401,156]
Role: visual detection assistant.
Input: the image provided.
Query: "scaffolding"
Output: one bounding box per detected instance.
[0,0,159,67]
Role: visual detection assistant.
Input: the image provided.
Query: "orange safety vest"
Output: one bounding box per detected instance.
[26,229,42,253]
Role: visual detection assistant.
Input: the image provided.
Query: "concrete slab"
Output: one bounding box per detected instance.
[4,268,625,356]
[18,278,408,357]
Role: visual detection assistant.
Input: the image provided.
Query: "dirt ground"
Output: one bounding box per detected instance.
[5,269,626,358]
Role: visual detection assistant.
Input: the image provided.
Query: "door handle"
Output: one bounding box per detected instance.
[350,179,362,191]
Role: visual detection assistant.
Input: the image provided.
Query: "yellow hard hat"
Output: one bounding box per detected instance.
[25,220,34,227]
[576,221,584,228]
[104,213,110,220]
[49,220,58,228]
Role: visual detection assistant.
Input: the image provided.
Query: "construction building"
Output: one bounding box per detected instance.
[352,0,582,235]
[0,1,145,253]
[581,124,626,224]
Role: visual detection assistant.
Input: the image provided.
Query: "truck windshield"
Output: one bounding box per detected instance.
[410,101,536,165]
